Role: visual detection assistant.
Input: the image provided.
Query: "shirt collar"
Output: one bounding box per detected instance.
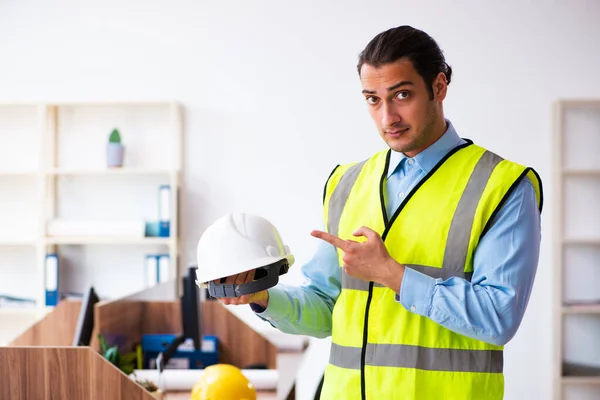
[387,119,465,177]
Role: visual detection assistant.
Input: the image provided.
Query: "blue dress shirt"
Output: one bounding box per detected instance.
[253,120,542,346]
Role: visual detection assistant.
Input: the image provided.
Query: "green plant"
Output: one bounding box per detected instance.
[98,333,137,375]
[132,373,159,392]
[109,128,121,143]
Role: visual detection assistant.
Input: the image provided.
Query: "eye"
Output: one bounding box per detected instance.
[366,96,379,105]
[395,91,410,100]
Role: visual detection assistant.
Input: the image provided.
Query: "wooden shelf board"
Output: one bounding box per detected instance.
[45,236,173,245]
[562,376,600,385]
[558,99,600,107]
[47,101,177,107]
[562,304,600,314]
[563,238,600,245]
[563,169,600,176]
[47,168,174,176]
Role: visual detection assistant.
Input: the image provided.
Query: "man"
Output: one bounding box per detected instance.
[220,25,543,399]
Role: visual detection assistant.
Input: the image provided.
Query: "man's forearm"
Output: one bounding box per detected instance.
[253,285,335,339]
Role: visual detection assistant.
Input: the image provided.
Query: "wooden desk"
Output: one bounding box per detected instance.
[164,390,277,399]
[159,350,303,400]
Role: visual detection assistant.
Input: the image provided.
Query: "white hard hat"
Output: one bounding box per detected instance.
[195,213,294,298]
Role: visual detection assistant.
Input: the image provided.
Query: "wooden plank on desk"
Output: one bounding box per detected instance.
[142,301,182,334]
[202,301,278,369]
[90,347,155,400]
[0,347,157,400]
[0,346,47,399]
[90,300,278,370]
[164,390,277,399]
[9,299,82,346]
[44,347,90,400]
[91,300,145,352]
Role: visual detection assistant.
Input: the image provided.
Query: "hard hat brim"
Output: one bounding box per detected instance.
[204,258,290,298]
[196,253,294,284]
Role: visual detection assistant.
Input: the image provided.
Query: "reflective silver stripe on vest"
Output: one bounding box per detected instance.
[342,269,383,291]
[404,264,473,281]
[341,265,471,291]
[330,342,503,373]
[327,160,367,236]
[442,151,503,275]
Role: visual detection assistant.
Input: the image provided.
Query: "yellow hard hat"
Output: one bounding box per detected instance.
[191,364,257,400]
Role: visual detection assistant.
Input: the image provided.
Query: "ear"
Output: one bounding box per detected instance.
[432,71,448,102]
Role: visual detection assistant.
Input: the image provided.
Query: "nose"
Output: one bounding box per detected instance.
[381,103,401,129]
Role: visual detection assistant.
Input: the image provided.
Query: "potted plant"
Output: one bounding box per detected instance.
[107,128,125,167]
[98,333,162,399]
[132,373,163,400]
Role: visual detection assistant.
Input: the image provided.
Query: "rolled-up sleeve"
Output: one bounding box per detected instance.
[251,239,341,339]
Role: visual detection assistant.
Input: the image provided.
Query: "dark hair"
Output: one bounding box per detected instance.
[357,25,452,99]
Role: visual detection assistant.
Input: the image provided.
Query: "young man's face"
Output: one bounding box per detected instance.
[360,58,446,157]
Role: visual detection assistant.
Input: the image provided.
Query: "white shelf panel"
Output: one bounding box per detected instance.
[564,176,600,240]
[0,105,41,172]
[0,307,41,316]
[47,168,173,176]
[0,171,39,177]
[0,240,37,246]
[563,244,600,303]
[562,105,600,170]
[45,236,173,245]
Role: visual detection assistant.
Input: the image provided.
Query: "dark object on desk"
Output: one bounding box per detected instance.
[157,266,203,372]
[563,361,600,376]
[72,286,100,346]
[243,363,268,369]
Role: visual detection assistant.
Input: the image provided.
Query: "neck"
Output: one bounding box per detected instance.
[403,115,447,158]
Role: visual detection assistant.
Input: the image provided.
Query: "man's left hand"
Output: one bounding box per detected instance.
[311,226,405,293]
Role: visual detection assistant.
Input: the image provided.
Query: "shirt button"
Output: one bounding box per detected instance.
[410,306,416,312]
[408,159,415,165]
[398,192,405,198]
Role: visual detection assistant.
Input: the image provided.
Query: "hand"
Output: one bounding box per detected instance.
[213,269,269,308]
[311,226,405,293]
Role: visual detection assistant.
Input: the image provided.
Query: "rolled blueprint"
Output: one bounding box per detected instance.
[131,368,279,391]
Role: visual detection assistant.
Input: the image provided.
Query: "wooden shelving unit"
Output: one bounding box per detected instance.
[554,99,600,400]
[0,102,183,324]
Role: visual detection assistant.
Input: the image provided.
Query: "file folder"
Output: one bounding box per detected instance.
[158,185,171,237]
[45,254,59,306]
[145,254,159,288]
[158,254,170,283]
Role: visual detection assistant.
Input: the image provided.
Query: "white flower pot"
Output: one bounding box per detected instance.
[107,143,125,167]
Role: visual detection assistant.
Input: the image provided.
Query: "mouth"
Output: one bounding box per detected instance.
[385,127,410,138]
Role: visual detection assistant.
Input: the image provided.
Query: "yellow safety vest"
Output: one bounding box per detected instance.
[319,140,543,400]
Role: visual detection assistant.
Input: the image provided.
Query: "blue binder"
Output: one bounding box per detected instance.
[45,254,59,306]
[158,185,171,237]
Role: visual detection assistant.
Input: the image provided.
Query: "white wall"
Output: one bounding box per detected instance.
[2,0,600,398]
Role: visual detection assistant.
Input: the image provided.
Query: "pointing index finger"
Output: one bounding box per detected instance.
[311,230,351,252]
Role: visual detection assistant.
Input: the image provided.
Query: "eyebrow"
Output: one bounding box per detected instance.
[362,80,414,95]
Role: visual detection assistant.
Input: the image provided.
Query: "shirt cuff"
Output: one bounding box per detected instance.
[251,286,291,322]
[397,266,437,317]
